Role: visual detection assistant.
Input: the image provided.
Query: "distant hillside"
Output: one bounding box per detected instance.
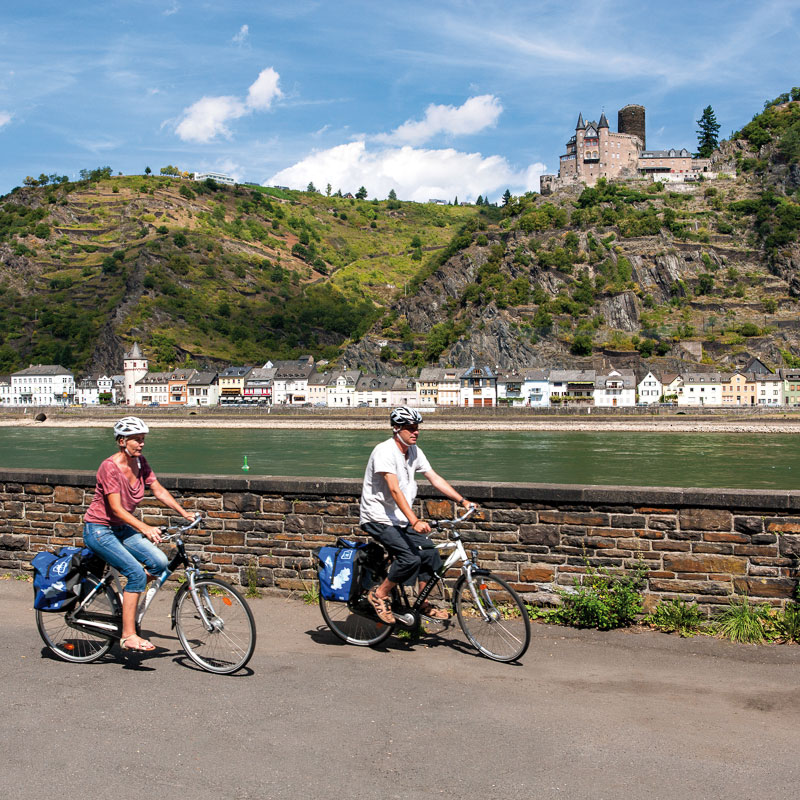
[342,93,800,375]
[2,91,800,378]
[0,177,476,373]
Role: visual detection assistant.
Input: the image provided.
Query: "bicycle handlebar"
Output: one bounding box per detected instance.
[160,512,204,540]
[429,504,476,528]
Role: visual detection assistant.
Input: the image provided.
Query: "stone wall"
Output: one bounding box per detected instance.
[2,468,799,611]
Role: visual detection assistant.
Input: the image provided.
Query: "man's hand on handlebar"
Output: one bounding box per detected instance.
[411,519,432,534]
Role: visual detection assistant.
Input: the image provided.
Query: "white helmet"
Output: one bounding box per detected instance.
[390,406,422,432]
[113,416,149,438]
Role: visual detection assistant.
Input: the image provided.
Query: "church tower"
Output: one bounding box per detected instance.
[123,342,148,406]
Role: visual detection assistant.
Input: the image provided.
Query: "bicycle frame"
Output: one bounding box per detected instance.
[66,515,207,639]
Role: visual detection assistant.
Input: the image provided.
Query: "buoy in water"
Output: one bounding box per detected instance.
[242,455,250,472]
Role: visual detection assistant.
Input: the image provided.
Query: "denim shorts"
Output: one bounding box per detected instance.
[82,522,169,593]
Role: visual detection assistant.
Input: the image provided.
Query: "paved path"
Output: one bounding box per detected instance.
[3,578,799,799]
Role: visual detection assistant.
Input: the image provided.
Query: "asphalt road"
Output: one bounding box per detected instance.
[3,577,800,800]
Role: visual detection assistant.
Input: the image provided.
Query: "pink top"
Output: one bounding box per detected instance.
[84,456,156,526]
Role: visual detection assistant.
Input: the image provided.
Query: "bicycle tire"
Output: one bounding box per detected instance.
[319,591,394,647]
[454,572,531,662]
[174,578,256,674]
[36,575,119,663]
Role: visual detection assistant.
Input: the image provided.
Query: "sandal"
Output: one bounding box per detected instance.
[120,635,156,652]
[419,602,450,620]
[367,588,395,624]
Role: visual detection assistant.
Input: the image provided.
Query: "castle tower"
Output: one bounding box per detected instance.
[618,104,646,150]
[123,342,148,406]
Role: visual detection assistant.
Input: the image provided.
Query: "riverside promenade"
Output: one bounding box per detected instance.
[4,579,799,800]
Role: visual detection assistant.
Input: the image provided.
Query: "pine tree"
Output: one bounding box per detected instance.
[502,189,512,206]
[476,194,483,206]
[696,106,720,158]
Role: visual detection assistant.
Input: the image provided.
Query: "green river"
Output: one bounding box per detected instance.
[1,427,799,489]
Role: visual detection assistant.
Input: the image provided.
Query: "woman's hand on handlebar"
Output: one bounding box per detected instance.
[142,524,163,544]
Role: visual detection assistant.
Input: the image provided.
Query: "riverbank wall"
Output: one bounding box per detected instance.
[2,468,799,611]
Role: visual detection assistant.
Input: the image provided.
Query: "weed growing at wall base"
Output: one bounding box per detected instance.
[554,560,648,631]
[645,597,706,637]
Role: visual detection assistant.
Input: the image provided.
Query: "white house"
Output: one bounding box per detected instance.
[188,371,220,406]
[355,375,394,407]
[272,357,315,405]
[389,377,418,407]
[521,369,551,407]
[135,371,171,406]
[435,369,462,406]
[496,370,526,407]
[594,369,636,407]
[678,372,723,407]
[460,366,497,407]
[637,371,663,405]
[193,171,235,186]
[755,373,783,406]
[11,365,75,406]
[327,370,361,407]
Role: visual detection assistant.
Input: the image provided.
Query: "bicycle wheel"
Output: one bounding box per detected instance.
[36,576,119,663]
[319,592,394,647]
[174,578,256,674]
[454,573,531,662]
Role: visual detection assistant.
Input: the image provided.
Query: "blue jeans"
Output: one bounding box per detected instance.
[83,522,169,593]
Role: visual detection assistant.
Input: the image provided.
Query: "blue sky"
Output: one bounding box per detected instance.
[1,0,798,202]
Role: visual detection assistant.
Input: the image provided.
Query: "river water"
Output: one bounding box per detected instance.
[2,427,799,489]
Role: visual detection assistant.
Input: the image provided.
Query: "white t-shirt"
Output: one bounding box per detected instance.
[359,437,432,526]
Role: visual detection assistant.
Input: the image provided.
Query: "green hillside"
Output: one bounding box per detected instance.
[2,89,800,376]
[0,175,477,372]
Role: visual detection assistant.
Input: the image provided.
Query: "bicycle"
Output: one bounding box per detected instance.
[35,514,256,674]
[319,507,531,663]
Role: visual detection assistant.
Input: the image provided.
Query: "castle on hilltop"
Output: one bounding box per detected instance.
[539,104,710,194]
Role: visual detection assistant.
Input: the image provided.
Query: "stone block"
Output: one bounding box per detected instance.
[53,486,83,505]
[778,534,800,557]
[519,524,559,547]
[539,511,608,526]
[0,534,27,550]
[651,540,691,552]
[223,493,261,513]
[663,554,747,575]
[610,514,646,529]
[732,577,796,599]
[733,516,765,535]
[703,531,748,543]
[766,517,800,534]
[649,579,729,596]
[520,565,555,582]
[679,508,732,532]
[284,515,323,535]
[491,509,538,524]
[647,516,677,531]
[693,543,733,555]
[213,531,246,546]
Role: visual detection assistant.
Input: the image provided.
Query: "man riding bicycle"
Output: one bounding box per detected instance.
[359,406,473,624]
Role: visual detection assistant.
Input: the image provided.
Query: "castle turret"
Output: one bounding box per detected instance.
[576,112,585,129]
[123,342,148,406]
[598,111,609,128]
[618,104,646,150]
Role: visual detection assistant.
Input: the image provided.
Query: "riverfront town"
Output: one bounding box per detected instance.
[1,344,797,409]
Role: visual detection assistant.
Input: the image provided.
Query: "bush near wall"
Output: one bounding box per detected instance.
[1,468,799,611]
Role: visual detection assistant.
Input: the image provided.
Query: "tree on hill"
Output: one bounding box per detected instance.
[476,195,483,206]
[144,166,151,176]
[160,165,180,176]
[696,106,721,158]
[502,189,512,206]
[355,186,368,200]
[388,188,397,201]
[307,181,317,193]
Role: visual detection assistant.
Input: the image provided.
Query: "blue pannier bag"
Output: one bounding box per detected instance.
[316,539,370,602]
[32,546,94,612]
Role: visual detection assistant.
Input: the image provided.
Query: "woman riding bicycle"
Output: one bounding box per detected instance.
[359,406,473,624]
[82,416,195,652]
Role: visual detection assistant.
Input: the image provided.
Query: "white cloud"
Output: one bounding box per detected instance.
[174,68,281,143]
[162,2,179,16]
[0,111,12,129]
[378,94,503,145]
[175,95,247,143]
[266,140,545,203]
[233,24,249,44]
[246,68,282,111]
